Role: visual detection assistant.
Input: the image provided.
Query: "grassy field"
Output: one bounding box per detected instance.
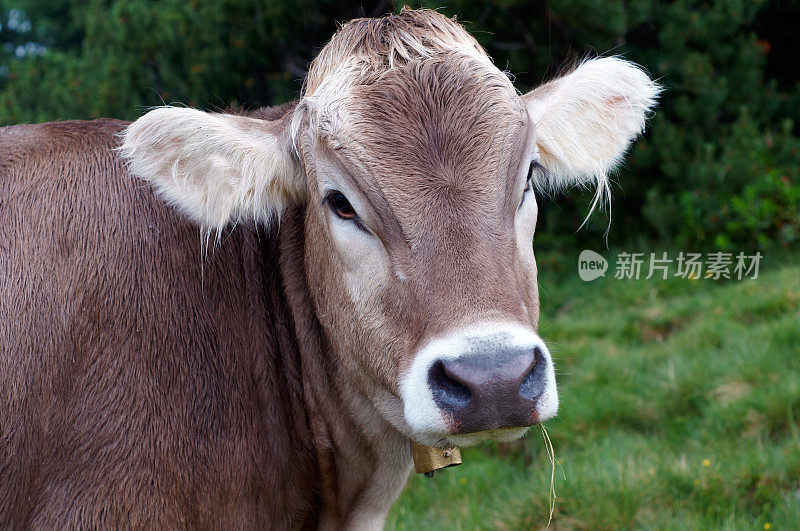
[388,251,800,529]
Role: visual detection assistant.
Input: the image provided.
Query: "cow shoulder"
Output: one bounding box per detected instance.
[0,117,317,527]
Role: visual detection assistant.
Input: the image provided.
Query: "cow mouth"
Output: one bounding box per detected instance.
[446,426,532,446]
[412,425,533,449]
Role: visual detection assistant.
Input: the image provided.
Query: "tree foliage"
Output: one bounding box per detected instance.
[1,0,797,250]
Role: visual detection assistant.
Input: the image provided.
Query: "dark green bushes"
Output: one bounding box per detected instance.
[1,0,797,251]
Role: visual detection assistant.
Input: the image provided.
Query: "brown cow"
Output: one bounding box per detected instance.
[0,9,659,528]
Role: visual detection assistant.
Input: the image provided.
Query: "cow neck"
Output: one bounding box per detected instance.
[276,205,413,527]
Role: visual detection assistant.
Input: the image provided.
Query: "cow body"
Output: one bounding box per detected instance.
[0,118,407,527]
[1,9,658,527]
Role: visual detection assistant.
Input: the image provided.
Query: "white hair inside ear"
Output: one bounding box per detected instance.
[120,107,304,239]
[524,57,661,221]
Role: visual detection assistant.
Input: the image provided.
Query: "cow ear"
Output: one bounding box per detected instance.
[524,57,660,200]
[120,106,304,234]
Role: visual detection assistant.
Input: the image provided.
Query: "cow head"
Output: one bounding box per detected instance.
[122,9,659,448]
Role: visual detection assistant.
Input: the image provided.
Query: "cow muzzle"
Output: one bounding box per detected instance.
[401,322,558,447]
[428,344,548,432]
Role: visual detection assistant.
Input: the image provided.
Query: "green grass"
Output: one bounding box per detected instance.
[388,251,800,529]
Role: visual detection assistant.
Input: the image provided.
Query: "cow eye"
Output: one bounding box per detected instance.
[518,163,534,209]
[519,161,544,210]
[326,191,357,220]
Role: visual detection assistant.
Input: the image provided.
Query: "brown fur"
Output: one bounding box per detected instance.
[0,119,323,527]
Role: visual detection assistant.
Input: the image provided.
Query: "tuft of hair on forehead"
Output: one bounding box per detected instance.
[303,8,487,97]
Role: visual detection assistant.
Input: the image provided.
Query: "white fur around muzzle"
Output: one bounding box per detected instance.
[400,322,558,447]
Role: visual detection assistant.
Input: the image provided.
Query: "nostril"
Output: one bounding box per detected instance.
[519,347,547,401]
[428,360,473,412]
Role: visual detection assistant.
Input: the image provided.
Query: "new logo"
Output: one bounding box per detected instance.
[578,250,608,281]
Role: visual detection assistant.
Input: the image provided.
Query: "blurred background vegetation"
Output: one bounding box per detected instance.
[1,0,798,252]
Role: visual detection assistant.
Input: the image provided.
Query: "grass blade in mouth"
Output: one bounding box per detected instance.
[540,424,558,528]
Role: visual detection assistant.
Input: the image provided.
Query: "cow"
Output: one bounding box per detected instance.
[0,8,659,529]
